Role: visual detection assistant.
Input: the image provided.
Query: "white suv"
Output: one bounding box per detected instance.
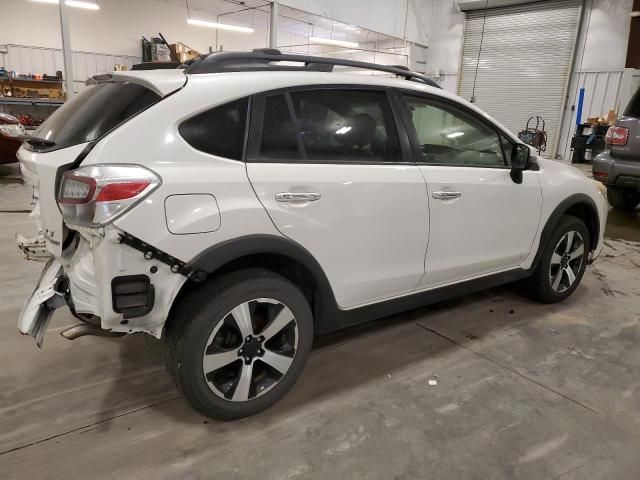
[17,50,607,420]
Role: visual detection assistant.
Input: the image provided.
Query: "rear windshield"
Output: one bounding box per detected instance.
[29,82,161,151]
[624,87,640,117]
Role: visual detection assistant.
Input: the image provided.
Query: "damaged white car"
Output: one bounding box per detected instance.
[17,50,607,420]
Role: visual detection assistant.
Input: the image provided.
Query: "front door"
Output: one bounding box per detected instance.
[398,93,542,288]
[246,88,429,309]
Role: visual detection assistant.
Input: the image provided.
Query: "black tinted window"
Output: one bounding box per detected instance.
[32,82,160,151]
[180,98,248,160]
[624,87,640,117]
[259,94,299,159]
[290,90,401,162]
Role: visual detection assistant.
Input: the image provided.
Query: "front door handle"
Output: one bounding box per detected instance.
[432,191,462,200]
[275,192,321,203]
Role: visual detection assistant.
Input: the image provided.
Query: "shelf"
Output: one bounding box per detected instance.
[0,97,64,107]
[1,78,63,85]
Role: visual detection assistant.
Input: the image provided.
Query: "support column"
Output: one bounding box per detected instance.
[269,2,279,49]
[58,0,75,100]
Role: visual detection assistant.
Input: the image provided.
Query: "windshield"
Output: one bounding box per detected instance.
[29,82,161,152]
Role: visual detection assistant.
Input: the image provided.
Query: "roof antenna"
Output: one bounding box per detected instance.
[470,0,489,103]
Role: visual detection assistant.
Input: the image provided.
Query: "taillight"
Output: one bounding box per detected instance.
[593,171,608,181]
[605,126,629,146]
[59,174,96,204]
[58,165,160,226]
[95,181,151,202]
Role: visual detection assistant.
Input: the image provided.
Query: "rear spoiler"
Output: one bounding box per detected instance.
[86,70,187,97]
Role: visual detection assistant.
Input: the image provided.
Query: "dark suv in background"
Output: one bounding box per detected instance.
[593,87,640,211]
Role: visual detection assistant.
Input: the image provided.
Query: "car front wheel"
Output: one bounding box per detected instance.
[526,215,590,303]
[164,269,313,420]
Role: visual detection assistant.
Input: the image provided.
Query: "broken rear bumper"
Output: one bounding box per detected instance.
[18,258,65,347]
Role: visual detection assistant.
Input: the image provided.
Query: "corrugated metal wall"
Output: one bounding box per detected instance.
[557,68,640,160]
[458,0,582,157]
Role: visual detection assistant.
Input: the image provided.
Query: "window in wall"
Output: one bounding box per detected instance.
[179,98,248,160]
[289,89,401,163]
[259,94,300,159]
[403,96,505,167]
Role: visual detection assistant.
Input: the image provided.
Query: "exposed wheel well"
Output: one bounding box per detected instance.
[169,253,323,332]
[530,196,600,272]
[214,253,319,308]
[563,202,599,249]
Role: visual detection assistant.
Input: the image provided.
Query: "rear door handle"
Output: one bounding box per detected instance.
[432,191,462,200]
[275,192,321,202]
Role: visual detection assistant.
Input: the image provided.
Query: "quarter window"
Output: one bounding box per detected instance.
[179,98,248,160]
[403,96,505,167]
[290,90,401,162]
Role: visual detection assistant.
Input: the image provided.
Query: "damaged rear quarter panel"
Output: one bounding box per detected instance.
[73,80,281,335]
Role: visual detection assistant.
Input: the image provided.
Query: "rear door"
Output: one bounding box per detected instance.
[246,87,429,309]
[397,92,542,288]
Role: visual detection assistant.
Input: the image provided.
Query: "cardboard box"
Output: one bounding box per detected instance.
[169,43,200,63]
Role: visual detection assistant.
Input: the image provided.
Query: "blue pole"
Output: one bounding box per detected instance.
[576,88,585,126]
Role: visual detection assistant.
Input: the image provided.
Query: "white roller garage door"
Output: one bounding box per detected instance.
[458,0,582,157]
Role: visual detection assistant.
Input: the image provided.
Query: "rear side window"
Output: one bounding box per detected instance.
[31,82,160,152]
[624,87,640,117]
[180,98,248,160]
[259,94,299,159]
[290,90,401,162]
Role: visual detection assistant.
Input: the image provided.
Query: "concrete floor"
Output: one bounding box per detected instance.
[1,162,639,479]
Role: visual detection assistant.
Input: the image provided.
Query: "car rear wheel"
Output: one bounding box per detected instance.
[607,186,640,212]
[164,269,313,420]
[526,215,590,303]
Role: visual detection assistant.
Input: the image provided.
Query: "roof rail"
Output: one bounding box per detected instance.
[184,49,441,88]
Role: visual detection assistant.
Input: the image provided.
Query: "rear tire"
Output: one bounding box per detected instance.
[526,215,590,304]
[164,269,313,420]
[607,186,640,212]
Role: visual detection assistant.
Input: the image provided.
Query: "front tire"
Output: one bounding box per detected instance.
[607,186,640,212]
[165,269,313,420]
[526,215,590,303]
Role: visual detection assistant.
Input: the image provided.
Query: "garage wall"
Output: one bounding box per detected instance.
[277,0,431,45]
[0,0,270,58]
[425,0,634,159]
[556,0,635,159]
[1,0,435,59]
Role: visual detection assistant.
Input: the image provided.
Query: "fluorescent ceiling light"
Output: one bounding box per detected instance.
[309,36,359,48]
[66,0,100,9]
[30,0,100,9]
[187,18,254,33]
[446,132,464,139]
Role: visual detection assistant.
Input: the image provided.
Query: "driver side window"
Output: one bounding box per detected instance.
[403,95,506,168]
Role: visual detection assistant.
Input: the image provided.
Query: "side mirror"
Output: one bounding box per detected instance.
[510,144,530,184]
